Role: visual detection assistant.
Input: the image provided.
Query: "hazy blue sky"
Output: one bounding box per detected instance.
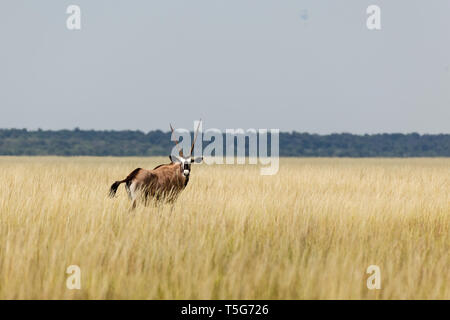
[0,0,449,133]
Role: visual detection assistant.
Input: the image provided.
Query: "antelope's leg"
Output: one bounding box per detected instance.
[127,181,139,210]
[143,191,150,207]
[125,182,132,200]
[128,181,138,201]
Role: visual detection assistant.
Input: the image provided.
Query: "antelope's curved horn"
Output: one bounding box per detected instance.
[170,124,184,157]
[190,119,202,156]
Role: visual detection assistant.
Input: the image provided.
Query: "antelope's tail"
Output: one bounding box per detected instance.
[109,180,125,198]
[109,168,142,198]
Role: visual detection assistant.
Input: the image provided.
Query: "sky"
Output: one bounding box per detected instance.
[0,0,449,134]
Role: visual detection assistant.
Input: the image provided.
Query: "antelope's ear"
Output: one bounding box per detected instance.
[169,155,182,163]
[192,156,203,164]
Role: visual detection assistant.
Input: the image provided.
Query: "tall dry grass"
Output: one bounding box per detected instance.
[0,157,448,299]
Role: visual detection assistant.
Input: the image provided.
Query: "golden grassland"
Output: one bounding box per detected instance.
[0,157,448,299]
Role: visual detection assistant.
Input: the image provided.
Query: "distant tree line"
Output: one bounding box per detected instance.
[0,129,448,157]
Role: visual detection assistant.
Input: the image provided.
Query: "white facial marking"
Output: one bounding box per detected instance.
[183,169,190,176]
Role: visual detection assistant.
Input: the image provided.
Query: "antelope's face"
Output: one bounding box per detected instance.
[169,120,203,178]
[169,155,203,177]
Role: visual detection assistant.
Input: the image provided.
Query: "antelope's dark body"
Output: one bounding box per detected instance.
[109,121,202,209]
[109,162,189,208]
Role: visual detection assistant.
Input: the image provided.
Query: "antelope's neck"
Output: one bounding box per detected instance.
[175,163,189,187]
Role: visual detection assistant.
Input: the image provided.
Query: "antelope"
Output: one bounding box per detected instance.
[109,122,203,209]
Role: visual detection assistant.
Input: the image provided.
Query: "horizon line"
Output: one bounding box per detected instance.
[0,127,449,136]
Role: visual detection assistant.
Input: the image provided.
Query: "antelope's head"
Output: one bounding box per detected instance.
[169,122,203,177]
